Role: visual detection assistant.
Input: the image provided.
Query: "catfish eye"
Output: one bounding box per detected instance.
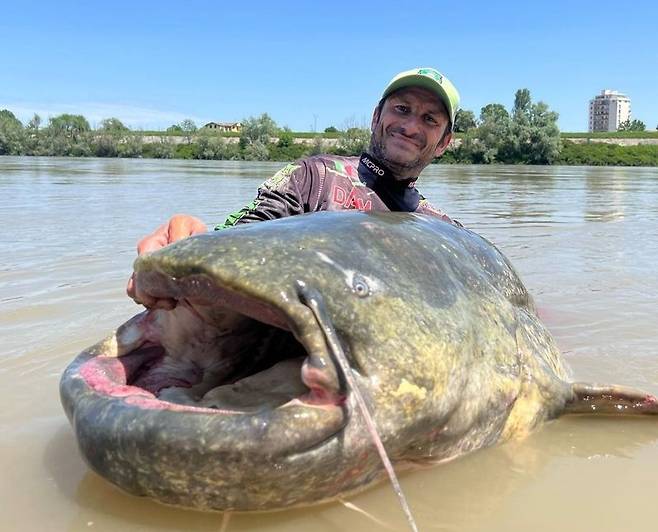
[352,275,370,298]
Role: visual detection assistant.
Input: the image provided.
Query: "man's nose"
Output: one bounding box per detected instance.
[398,114,422,137]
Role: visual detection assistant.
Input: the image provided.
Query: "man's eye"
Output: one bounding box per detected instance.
[395,105,410,113]
[425,115,438,124]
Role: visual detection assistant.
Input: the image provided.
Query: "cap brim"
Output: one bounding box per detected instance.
[382,75,456,124]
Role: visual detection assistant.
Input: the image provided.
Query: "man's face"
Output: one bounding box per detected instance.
[369,86,452,179]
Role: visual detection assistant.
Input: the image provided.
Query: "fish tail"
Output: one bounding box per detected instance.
[565,383,658,415]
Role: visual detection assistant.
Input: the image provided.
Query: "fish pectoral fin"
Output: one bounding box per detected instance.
[565,382,658,416]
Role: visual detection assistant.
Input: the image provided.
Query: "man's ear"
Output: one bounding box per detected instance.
[371,106,380,133]
[434,131,453,157]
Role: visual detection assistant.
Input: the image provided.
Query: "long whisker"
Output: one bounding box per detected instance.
[219,511,231,532]
[296,280,419,532]
[338,498,395,529]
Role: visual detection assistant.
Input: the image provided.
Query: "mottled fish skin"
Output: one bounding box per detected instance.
[61,211,576,511]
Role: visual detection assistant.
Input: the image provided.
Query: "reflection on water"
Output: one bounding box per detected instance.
[1,157,657,531]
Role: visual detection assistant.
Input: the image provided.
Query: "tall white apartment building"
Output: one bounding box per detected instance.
[588,90,631,132]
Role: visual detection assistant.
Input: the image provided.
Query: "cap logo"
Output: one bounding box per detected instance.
[417,68,443,84]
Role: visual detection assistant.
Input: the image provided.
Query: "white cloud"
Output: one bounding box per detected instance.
[0,101,208,130]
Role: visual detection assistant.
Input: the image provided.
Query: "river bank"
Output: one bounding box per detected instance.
[3,106,658,165]
[139,133,658,147]
[3,127,658,166]
[2,137,658,166]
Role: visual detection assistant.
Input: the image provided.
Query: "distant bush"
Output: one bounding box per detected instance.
[195,134,240,160]
[558,141,658,166]
[118,135,143,158]
[561,131,658,139]
[175,143,198,159]
[267,142,309,161]
[333,127,370,156]
[143,139,176,159]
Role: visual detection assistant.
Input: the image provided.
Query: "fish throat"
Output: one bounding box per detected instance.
[83,270,348,415]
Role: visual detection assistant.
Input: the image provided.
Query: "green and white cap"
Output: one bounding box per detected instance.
[382,67,460,126]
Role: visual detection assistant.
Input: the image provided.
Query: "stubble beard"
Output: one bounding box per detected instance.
[369,124,426,180]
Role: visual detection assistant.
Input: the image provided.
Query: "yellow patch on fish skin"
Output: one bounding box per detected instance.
[500,387,544,440]
[392,379,428,400]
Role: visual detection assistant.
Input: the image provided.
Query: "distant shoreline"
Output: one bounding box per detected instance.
[3,106,657,165]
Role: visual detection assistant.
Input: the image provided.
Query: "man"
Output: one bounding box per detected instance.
[128,67,460,308]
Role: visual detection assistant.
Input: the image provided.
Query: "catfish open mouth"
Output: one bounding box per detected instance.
[78,270,348,421]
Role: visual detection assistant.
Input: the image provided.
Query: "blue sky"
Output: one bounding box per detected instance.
[1,0,656,132]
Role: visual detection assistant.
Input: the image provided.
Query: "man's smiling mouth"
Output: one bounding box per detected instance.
[389,132,422,149]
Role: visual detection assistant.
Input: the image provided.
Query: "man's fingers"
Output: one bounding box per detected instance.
[135,216,207,256]
[129,214,207,309]
[167,214,207,243]
[127,274,177,310]
[137,223,170,255]
[126,273,136,299]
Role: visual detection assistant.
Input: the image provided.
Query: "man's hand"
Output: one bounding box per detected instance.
[127,214,208,308]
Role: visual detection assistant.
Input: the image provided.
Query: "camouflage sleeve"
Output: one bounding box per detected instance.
[214,161,314,230]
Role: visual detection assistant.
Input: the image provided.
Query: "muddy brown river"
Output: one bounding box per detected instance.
[1,157,657,531]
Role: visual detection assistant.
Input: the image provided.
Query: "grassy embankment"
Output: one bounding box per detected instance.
[138,130,342,139]
[163,129,658,166]
[560,131,658,139]
[139,129,658,166]
[556,131,658,166]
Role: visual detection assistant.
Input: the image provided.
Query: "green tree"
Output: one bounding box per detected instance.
[0,109,23,128]
[99,117,129,134]
[240,113,278,148]
[618,119,646,131]
[242,139,270,160]
[151,137,176,158]
[93,117,129,157]
[480,103,510,123]
[195,130,240,160]
[335,127,370,156]
[455,90,560,164]
[27,113,41,132]
[179,119,197,143]
[513,88,532,122]
[0,109,25,155]
[324,126,338,133]
[277,126,294,148]
[456,104,511,163]
[514,100,561,164]
[166,124,183,134]
[506,89,561,164]
[310,134,326,155]
[47,114,90,141]
[118,135,144,158]
[454,109,477,132]
[92,135,119,157]
[24,114,43,155]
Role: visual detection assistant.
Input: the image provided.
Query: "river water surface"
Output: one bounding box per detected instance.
[1,157,657,531]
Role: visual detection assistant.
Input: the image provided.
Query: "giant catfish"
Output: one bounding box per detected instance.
[60,211,658,512]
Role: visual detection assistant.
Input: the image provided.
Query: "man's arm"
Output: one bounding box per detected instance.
[215,160,316,229]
